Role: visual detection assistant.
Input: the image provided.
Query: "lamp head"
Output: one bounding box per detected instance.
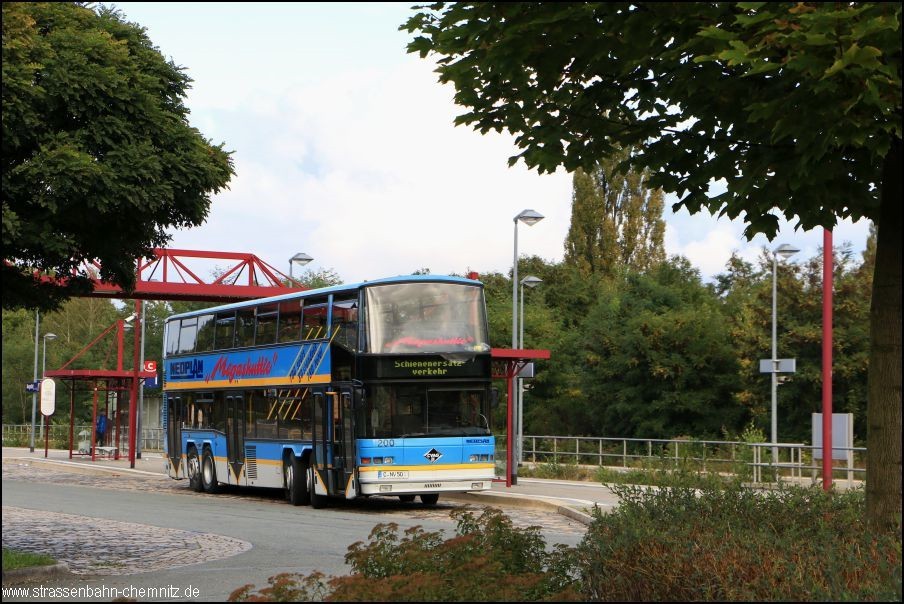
[290,252,313,266]
[43,332,57,341]
[514,209,544,226]
[520,275,543,288]
[774,243,800,260]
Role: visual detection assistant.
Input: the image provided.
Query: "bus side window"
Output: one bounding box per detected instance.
[278,300,302,343]
[256,303,278,346]
[303,297,328,340]
[236,308,255,348]
[214,312,236,350]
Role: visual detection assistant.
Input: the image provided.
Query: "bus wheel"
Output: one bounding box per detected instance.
[308,465,328,509]
[187,449,203,492]
[420,493,439,505]
[201,450,221,494]
[285,454,310,506]
[398,495,416,503]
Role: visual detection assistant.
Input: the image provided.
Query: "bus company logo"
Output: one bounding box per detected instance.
[465,438,490,444]
[205,353,277,383]
[424,448,443,463]
[170,359,204,380]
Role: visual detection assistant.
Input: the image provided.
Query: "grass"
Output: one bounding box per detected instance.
[2,548,56,572]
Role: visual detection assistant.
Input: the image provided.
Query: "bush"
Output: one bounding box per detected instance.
[577,483,902,601]
[230,508,581,602]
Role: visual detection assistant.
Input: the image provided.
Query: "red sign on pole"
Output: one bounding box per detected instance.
[144,360,157,372]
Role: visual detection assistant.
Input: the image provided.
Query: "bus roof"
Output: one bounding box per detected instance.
[166,274,483,322]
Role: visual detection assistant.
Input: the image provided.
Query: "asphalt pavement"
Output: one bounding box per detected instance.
[2,446,609,600]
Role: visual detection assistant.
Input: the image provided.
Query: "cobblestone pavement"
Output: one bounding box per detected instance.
[1,506,251,576]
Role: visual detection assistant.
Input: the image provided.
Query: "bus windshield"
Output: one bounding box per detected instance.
[361,384,490,439]
[364,282,489,354]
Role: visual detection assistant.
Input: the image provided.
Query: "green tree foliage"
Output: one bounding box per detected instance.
[1,298,122,424]
[564,145,665,276]
[2,2,234,311]
[404,0,901,529]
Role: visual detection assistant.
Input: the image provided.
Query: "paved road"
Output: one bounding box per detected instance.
[2,448,608,602]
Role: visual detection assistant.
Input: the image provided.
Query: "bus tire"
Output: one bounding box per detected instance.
[187,449,203,492]
[308,465,328,509]
[420,493,439,505]
[201,449,221,494]
[285,454,310,506]
[398,495,416,503]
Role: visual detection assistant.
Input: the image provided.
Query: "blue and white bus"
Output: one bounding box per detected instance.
[163,275,496,507]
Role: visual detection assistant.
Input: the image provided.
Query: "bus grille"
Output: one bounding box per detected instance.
[245,446,258,480]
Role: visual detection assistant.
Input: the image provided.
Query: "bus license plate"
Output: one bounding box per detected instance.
[377,470,409,479]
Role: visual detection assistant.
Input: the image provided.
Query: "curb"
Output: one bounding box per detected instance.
[6,456,164,478]
[443,492,594,525]
[2,562,70,581]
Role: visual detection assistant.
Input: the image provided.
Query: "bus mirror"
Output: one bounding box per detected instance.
[490,388,499,408]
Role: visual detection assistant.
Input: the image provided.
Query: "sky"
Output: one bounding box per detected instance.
[113,2,870,285]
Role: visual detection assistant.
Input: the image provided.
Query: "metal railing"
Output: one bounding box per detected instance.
[2,425,865,486]
[521,435,867,487]
[2,424,165,452]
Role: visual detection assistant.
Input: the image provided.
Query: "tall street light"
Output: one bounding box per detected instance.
[518,275,542,465]
[771,243,799,463]
[511,209,543,484]
[40,332,57,442]
[30,311,40,452]
[289,252,313,280]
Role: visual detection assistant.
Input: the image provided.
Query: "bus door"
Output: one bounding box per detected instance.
[311,387,358,498]
[311,390,330,493]
[166,394,183,475]
[225,394,246,484]
[336,385,358,498]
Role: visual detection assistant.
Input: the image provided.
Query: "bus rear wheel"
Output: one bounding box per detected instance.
[285,455,310,506]
[398,495,416,503]
[201,450,221,494]
[187,449,203,492]
[420,494,439,505]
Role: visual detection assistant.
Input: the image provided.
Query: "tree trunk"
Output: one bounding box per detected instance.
[866,137,902,530]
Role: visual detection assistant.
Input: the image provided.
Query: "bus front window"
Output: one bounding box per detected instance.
[361,385,489,439]
[364,283,490,354]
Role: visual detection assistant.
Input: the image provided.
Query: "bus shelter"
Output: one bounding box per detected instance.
[43,317,155,462]
[491,348,550,487]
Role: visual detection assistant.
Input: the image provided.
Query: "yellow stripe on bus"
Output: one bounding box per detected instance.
[358,463,495,472]
[165,374,330,390]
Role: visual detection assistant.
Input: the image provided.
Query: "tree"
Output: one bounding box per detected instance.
[565,145,665,276]
[404,1,901,529]
[2,2,234,311]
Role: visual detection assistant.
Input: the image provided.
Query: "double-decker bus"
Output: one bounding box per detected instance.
[162,275,496,507]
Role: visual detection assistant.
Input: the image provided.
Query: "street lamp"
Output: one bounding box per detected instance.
[518,276,542,464]
[42,332,57,376]
[771,243,799,462]
[29,311,40,452]
[511,209,543,484]
[289,252,313,279]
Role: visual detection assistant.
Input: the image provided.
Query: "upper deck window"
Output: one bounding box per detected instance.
[364,282,489,354]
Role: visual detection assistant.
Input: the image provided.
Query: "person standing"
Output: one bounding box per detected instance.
[96,410,108,447]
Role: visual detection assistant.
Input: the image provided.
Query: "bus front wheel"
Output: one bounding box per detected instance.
[285,455,310,506]
[201,450,221,494]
